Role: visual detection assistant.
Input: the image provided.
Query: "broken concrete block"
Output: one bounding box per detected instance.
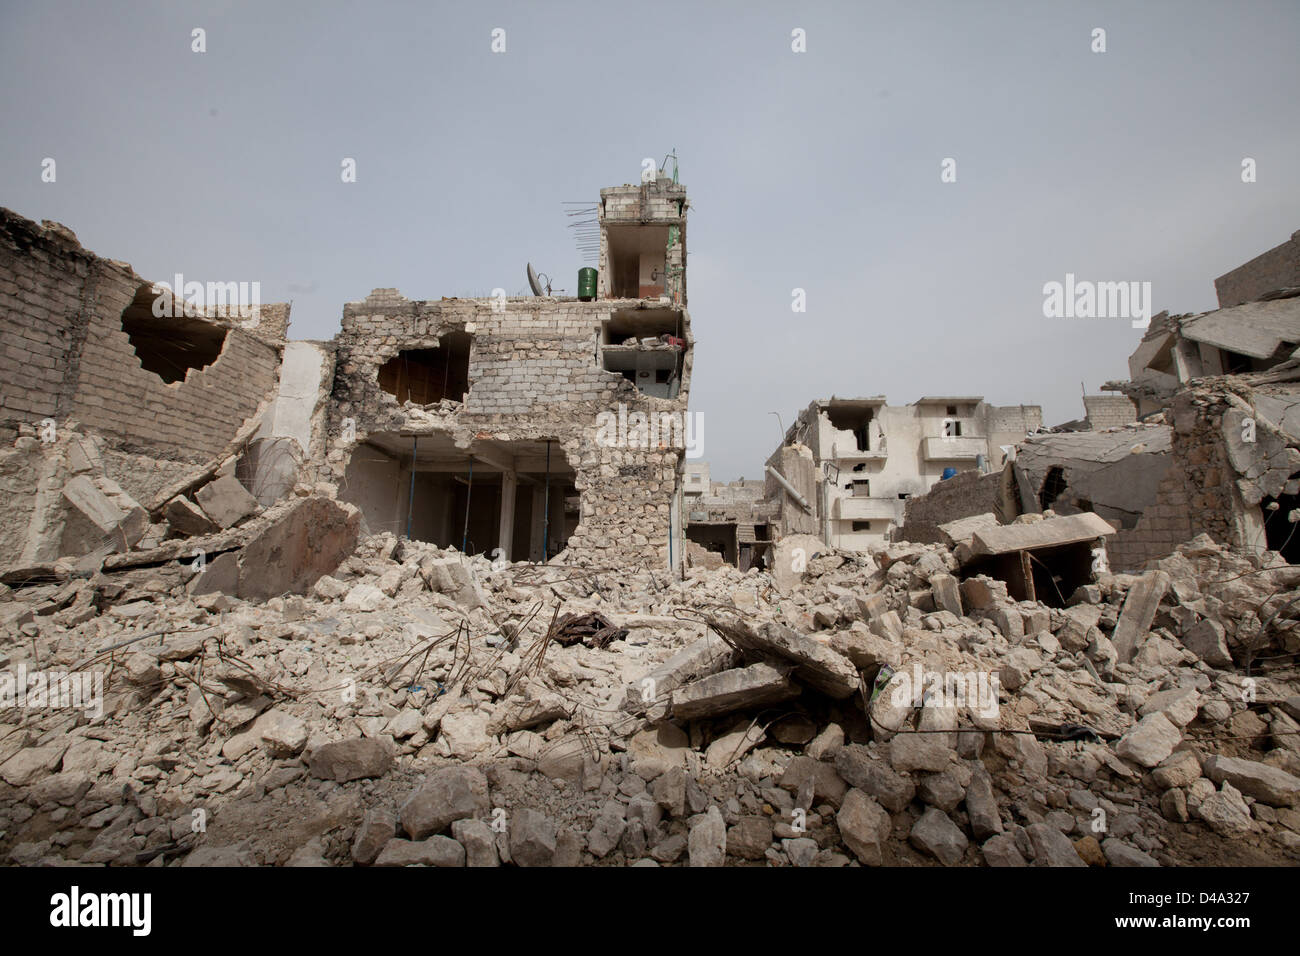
[400,766,491,838]
[625,633,736,711]
[960,575,1007,611]
[373,836,465,867]
[188,551,240,597]
[990,606,1024,641]
[770,533,826,594]
[828,625,901,670]
[1194,781,1254,835]
[688,806,726,867]
[970,512,1116,555]
[834,745,916,811]
[236,496,360,602]
[930,573,963,616]
[163,495,218,537]
[909,807,968,865]
[509,808,557,867]
[195,474,260,529]
[1138,686,1201,727]
[1024,822,1086,867]
[938,513,1000,549]
[837,789,892,865]
[307,738,393,782]
[1203,755,1300,807]
[1111,570,1171,663]
[1180,618,1232,668]
[61,475,146,551]
[670,663,799,719]
[1114,711,1182,768]
[420,555,488,609]
[714,619,860,699]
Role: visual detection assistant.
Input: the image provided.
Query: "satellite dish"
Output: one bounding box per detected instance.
[526,262,543,296]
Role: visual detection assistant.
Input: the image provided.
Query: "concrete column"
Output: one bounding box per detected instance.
[498,471,517,561]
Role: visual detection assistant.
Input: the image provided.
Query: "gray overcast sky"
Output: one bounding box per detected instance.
[2,1,1298,479]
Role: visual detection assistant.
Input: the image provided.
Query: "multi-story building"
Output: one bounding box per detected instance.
[328,168,695,570]
[765,396,1041,550]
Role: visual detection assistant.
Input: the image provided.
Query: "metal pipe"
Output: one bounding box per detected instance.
[765,464,811,512]
[462,457,473,553]
[542,440,551,561]
[406,436,418,539]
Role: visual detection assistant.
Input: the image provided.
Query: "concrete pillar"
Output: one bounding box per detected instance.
[498,471,517,561]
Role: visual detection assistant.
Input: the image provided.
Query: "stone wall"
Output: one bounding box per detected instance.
[1083,394,1137,429]
[1105,389,1246,571]
[897,468,1012,544]
[0,207,285,467]
[328,289,694,568]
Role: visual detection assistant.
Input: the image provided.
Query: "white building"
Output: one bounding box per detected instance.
[766,396,1042,550]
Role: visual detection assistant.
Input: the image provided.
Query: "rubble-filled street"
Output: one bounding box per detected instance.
[2,5,1299,912]
[3,496,1298,867]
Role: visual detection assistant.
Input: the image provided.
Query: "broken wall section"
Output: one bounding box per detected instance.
[897,468,1016,545]
[328,290,693,568]
[0,207,288,497]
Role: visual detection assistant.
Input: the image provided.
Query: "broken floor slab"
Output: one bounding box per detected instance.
[670,662,800,719]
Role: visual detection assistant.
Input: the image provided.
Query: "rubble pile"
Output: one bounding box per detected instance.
[2,519,1299,868]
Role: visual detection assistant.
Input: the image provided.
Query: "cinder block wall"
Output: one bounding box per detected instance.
[1214,229,1300,308]
[329,290,694,567]
[1082,395,1137,430]
[0,208,284,469]
[1105,393,1237,571]
[897,469,1009,543]
[0,211,93,443]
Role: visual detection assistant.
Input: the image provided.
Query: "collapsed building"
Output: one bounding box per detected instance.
[892,228,1300,578]
[328,177,693,570]
[764,396,1042,550]
[681,461,775,571]
[1,196,1298,871]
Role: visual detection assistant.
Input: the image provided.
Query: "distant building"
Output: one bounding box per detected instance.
[764,396,1042,550]
[682,461,774,570]
[1112,228,1300,418]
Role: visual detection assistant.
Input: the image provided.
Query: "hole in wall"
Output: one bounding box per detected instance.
[1261,472,1300,564]
[121,285,228,384]
[377,331,472,405]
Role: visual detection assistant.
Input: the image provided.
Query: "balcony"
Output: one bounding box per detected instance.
[921,436,986,461]
[833,496,901,521]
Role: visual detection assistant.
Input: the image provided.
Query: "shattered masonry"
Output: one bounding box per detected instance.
[0,194,1299,870]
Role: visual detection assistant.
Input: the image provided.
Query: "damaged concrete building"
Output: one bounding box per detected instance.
[896,227,1300,576]
[3,188,1300,872]
[1120,228,1300,419]
[329,174,693,569]
[0,208,310,570]
[0,171,695,579]
[764,396,1042,550]
[682,461,774,571]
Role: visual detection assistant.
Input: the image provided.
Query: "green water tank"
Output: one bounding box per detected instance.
[577,267,597,301]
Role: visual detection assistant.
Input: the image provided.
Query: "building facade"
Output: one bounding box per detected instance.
[765,395,1041,550]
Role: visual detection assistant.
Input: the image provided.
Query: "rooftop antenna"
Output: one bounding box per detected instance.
[659,150,679,183]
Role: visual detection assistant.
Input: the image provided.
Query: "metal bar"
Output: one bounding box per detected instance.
[462,457,473,553]
[542,440,551,561]
[406,436,418,538]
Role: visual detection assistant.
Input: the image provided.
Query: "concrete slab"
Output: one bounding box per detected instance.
[670,663,800,719]
[195,474,260,529]
[970,512,1115,556]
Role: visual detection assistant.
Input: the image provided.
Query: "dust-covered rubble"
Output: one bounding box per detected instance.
[2,523,1299,867]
